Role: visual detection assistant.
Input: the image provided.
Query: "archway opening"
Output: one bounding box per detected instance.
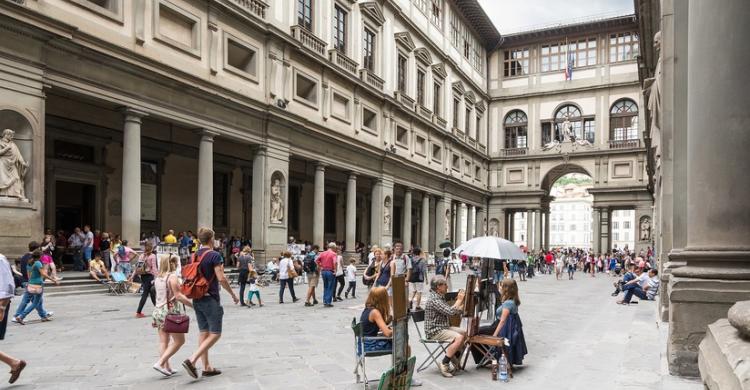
[547,173,594,249]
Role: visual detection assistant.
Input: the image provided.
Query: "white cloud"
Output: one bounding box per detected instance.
[478,0,634,34]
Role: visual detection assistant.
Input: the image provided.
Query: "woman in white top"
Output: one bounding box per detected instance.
[278,251,299,304]
[151,254,192,376]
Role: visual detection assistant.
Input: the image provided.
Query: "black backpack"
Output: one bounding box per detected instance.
[303,252,318,273]
[409,259,425,283]
[363,262,376,286]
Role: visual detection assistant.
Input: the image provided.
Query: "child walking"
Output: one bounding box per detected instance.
[246,266,263,307]
[344,259,357,299]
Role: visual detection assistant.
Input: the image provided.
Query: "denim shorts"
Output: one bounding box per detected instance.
[194,297,224,334]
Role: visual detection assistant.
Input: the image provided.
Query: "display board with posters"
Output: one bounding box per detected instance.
[386,275,412,388]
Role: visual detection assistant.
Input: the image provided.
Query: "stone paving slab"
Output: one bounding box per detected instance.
[0,271,702,389]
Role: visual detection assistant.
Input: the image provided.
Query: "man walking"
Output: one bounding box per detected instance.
[82,225,94,271]
[182,228,239,379]
[317,243,337,307]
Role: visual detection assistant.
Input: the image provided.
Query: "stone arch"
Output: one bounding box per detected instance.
[0,109,34,201]
[269,171,285,224]
[540,163,593,192]
[551,101,584,118]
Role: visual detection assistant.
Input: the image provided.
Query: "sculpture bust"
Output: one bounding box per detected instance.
[0,129,28,201]
[270,178,284,224]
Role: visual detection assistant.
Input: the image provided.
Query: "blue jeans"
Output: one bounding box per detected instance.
[321,270,335,305]
[278,278,297,302]
[494,270,504,282]
[18,291,48,320]
[622,284,647,303]
[118,263,132,277]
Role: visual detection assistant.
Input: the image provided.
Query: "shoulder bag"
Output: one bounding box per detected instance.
[163,274,190,334]
[287,260,298,279]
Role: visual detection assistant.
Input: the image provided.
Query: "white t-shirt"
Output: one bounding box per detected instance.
[368,252,375,266]
[393,254,412,277]
[335,255,344,276]
[346,264,357,282]
[646,276,660,299]
[84,231,94,248]
[636,272,650,289]
[278,257,293,279]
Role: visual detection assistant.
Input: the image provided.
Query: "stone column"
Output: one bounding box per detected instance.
[313,163,325,247]
[466,205,475,239]
[370,179,383,247]
[434,196,451,252]
[475,207,486,236]
[421,194,430,250]
[525,210,533,248]
[507,210,514,241]
[196,130,216,230]
[670,0,750,376]
[592,208,601,253]
[121,108,146,245]
[457,203,466,244]
[499,209,507,238]
[534,210,542,251]
[251,146,267,256]
[600,208,610,254]
[345,172,357,257]
[402,189,412,247]
[543,211,550,250]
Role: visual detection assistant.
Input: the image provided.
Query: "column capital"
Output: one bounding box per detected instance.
[347,171,357,180]
[404,187,413,194]
[195,129,220,140]
[252,144,267,155]
[119,107,148,122]
[315,162,327,171]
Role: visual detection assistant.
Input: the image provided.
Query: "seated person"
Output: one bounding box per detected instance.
[266,258,279,281]
[470,278,528,367]
[619,269,659,304]
[424,275,467,378]
[616,266,647,304]
[359,287,423,387]
[89,254,112,283]
[611,263,637,296]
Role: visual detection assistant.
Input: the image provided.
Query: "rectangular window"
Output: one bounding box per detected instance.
[452,154,460,171]
[416,69,426,106]
[541,122,552,146]
[331,91,351,122]
[430,0,441,28]
[504,48,529,77]
[433,81,442,116]
[431,144,442,162]
[624,221,631,229]
[540,43,565,72]
[295,72,318,106]
[584,119,595,143]
[396,126,408,147]
[333,5,347,53]
[452,97,460,128]
[225,36,258,79]
[415,135,427,156]
[613,221,619,229]
[609,32,639,62]
[362,106,378,133]
[465,107,471,133]
[297,0,313,31]
[397,54,407,93]
[363,27,376,72]
[566,37,597,68]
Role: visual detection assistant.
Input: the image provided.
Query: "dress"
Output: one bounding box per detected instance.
[151,273,186,329]
[471,299,528,366]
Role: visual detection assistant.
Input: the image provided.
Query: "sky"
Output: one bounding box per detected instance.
[477,0,635,34]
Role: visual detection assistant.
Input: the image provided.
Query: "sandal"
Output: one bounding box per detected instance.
[202,368,222,377]
[9,360,26,384]
[182,359,198,379]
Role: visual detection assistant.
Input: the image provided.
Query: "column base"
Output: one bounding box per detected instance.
[698,316,750,390]
[668,261,750,377]
[659,257,687,322]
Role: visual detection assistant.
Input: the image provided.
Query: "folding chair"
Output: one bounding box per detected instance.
[460,316,513,378]
[409,310,451,373]
[352,317,392,388]
[108,272,128,295]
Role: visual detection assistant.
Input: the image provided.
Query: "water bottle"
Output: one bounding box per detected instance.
[491,359,498,381]
[498,355,508,382]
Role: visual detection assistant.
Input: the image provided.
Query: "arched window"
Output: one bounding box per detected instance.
[547,104,595,144]
[504,110,527,148]
[610,99,639,141]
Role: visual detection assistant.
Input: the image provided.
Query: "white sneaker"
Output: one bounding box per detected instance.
[153,364,171,376]
[410,378,423,386]
[45,311,54,318]
[438,363,453,378]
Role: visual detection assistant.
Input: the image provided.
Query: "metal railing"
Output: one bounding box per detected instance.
[328,50,357,75]
[609,139,640,149]
[291,25,326,56]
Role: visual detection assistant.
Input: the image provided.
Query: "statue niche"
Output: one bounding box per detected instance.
[383,196,392,233]
[639,216,652,242]
[0,125,30,202]
[270,172,285,224]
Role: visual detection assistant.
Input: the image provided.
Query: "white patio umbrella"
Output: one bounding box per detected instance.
[453,236,527,260]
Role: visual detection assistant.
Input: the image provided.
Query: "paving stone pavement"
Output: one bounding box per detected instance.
[0,271,702,389]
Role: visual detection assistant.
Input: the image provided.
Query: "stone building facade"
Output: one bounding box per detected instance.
[0,0,652,264]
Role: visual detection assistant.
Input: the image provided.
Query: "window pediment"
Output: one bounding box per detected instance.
[394,32,415,52]
[451,81,465,95]
[414,48,432,65]
[431,63,447,79]
[359,2,385,26]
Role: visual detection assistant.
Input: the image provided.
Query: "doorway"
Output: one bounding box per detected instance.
[54,181,96,233]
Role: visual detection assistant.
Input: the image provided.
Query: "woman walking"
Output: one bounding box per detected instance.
[236,245,253,307]
[278,251,299,304]
[152,254,192,376]
[0,253,26,384]
[14,250,58,324]
[334,247,346,301]
[134,242,158,318]
[554,252,564,280]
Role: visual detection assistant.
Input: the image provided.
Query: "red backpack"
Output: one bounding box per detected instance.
[181,250,215,299]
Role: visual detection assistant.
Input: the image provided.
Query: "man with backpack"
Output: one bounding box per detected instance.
[182,228,239,380]
[408,247,427,310]
[303,245,319,307]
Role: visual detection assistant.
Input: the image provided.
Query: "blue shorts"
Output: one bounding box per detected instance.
[194,297,224,334]
[363,339,392,353]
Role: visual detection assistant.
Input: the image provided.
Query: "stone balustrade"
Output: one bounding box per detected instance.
[359,69,384,91]
[609,139,641,149]
[227,0,268,19]
[328,50,358,75]
[291,25,326,57]
[502,147,528,157]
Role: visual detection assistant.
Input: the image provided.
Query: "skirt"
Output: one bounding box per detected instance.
[152,302,186,330]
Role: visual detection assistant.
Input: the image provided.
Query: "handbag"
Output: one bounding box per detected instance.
[287,262,298,279]
[163,275,189,333]
[26,284,43,295]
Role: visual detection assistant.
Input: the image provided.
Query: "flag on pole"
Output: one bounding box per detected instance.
[564,51,574,80]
